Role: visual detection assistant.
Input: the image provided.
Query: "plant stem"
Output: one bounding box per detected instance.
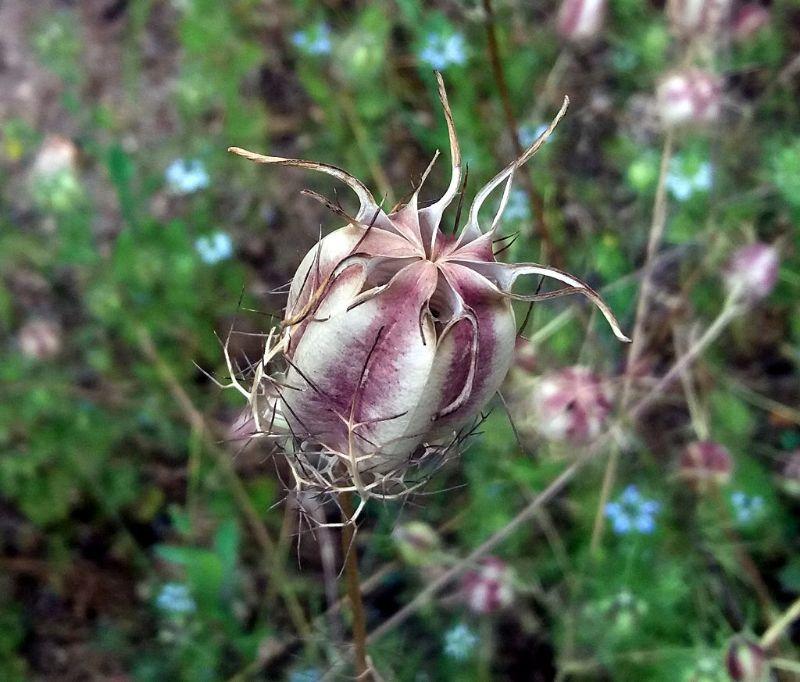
[340,491,370,679]
[761,596,800,649]
[589,129,675,554]
[482,0,557,264]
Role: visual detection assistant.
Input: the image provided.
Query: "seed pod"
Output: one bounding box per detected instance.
[657,69,723,128]
[556,0,607,44]
[723,242,779,302]
[666,0,731,39]
[392,521,442,567]
[679,441,733,491]
[18,318,61,361]
[461,557,514,615]
[228,75,628,517]
[725,636,768,682]
[529,366,614,444]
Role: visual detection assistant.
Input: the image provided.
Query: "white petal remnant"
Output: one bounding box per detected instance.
[225,73,629,523]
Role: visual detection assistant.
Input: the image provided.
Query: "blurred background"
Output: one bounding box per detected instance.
[1,0,799,680]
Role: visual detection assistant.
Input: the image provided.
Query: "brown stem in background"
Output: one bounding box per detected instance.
[482,0,558,265]
[340,491,370,680]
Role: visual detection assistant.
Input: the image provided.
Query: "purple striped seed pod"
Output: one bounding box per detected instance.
[656,69,723,128]
[228,74,629,516]
[679,441,733,491]
[461,557,514,615]
[725,636,767,682]
[556,0,607,44]
[666,0,731,39]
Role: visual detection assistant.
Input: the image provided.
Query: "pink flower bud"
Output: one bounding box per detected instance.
[725,636,767,682]
[461,557,514,615]
[666,0,731,38]
[679,441,733,490]
[531,366,613,444]
[229,75,628,507]
[657,69,723,127]
[723,242,779,302]
[733,4,770,42]
[18,318,61,360]
[557,0,607,44]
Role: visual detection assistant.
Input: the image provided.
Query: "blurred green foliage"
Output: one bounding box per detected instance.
[0,1,799,680]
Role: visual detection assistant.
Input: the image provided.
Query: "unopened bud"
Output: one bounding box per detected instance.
[392,521,442,567]
[531,366,613,444]
[725,636,767,682]
[679,441,733,491]
[557,0,607,44]
[666,0,731,39]
[733,4,770,42]
[461,557,514,615]
[657,69,722,127]
[723,242,779,302]
[18,318,61,360]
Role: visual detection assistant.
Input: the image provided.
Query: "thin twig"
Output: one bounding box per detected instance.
[134,326,312,640]
[482,0,557,264]
[589,129,675,554]
[761,596,800,649]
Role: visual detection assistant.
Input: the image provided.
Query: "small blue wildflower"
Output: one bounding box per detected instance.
[665,159,713,201]
[501,189,530,223]
[156,583,196,615]
[288,667,323,682]
[165,158,209,194]
[291,23,332,56]
[605,485,661,535]
[419,32,467,70]
[195,231,234,264]
[519,123,554,148]
[731,491,765,524]
[444,622,478,661]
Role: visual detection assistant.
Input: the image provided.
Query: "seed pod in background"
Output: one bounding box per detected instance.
[461,557,514,615]
[666,0,731,39]
[228,74,628,518]
[18,318,62,361]
[392,521,442,567]
[679,441,733,491]
[732,4,770,43]
[778,450,800,498]
[524,366,614,445]
[657,69,723,128]
[725,636,768,682]
[556,0,607,44]
[723,242,779,303]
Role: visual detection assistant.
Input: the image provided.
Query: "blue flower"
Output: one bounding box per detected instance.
[665,159,713,201]
[605,485,661,535]
[419,32,467,70]
[195,231,234,264]
[444,622,478,661]
[519,123,554,148]
[156,583,196,615]
[288,668,322,682]
[731,491,765,524]
[165,158,209,194]
[292,23,332,56]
